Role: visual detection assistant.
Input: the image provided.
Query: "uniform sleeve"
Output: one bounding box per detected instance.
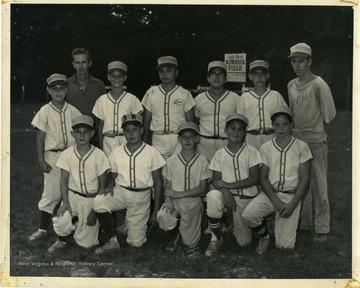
[56,149,71,171]
[316,78,336,124]
[96,150,111,176]
[299,142,313,164]
[274,91,287,106]
[141,89,152,111]
[209,150,222,172]
[183,90,196,113]
[200,157,212,180]
[151,147,166,171]
[259,143,270,167]
[31,106,47,132]
[92,96,104,119]
[194,95,200,118]
[248,146,263,168]
[237,93,246,115]
[131,95,144,114]
[108,149,119,173]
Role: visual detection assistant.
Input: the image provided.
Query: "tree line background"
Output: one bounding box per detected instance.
[10,4,353,110]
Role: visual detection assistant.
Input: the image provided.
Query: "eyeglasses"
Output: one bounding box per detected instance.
[49,86,66,92]
[209,72,226,79]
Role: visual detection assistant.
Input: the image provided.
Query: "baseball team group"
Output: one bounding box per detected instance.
[28,42,336,258]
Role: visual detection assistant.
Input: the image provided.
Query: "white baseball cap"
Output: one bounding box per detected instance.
[288,43,312,58]
[108,61,128,74]
[156,56,178,70]
[225,113,249,126]
[157,208,178,231]
[270,105,293,119]
[121,113,143,128]
[177,122,199,135]
[47,73,68,87]
[249,60,269,73]
[72,115,94,130]
[52,211,76,237]
[208,60,227,73]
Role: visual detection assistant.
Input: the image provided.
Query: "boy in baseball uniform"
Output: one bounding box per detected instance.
[194,60,241,162]
[287,43,336,242]
[92,61,143,156]
[93,114,166,253]
[47,115,110,253]
[29,74,82,241]
[205,114,262,257]
[237,60,287,150]
[142,56,195,159]
[158,122,211,257]
[242,105,312,254]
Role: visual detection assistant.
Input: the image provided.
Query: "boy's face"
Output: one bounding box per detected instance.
[207,68,227,88]
[158,66,178,85]
[108,71,127,88]
[72,53,92,76]
[225,120,246,144]
[290,57,312,78]
[249,69,269,88]
[272,114,292,139]
[71,127,94,146]
[178,130,199,151]
[123,124,143,145]
[47,85,67,104]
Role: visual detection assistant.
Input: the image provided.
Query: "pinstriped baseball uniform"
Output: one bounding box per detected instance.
[206,143,262,246]
[237,89,286,150]
[55,145,110,248]
[31,102,82,213]
[242,137,313,249]
[162,152,212,247]
[92,92,143,155]
[141,85,195,159]
[194,90,240,161]
[93,142,166,247]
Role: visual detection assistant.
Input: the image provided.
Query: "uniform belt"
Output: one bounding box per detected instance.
[104,132,124,138]
[120,185,151,192]
[200,134,228,140]
[247,129,275,135]
[69,188,97,198]
[276,190,296,194]
[152,131,177,135]
[48,148,65,152]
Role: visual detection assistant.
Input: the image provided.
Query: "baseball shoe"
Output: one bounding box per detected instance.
[185,246,201,259]
[255,237,271,255]
[29,229,47,241]
[95,236,119,255]
[205,237,224,257]
[116,222,128,236]
[166,233,181,253]
[48,239,67,254]
[313,233,328,243]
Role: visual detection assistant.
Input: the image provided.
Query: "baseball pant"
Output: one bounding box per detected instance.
[206,189,253,247]
[54,192,100,248]
[242,191,301,249]
[171,197,202,248]
[152,134,181,160]
[38,151,62,214]
[103,135,127,156]
[245,134,275,151]
[197,137,227,162]
[93,186,151,247]
[299,141,330,234]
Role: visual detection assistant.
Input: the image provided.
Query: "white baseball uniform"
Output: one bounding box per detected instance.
[242,137,313,249]
[141,85,195,159]
[237,89,286,150]
[55,145,110,248]
[92,92,143,156]
[31,102,82,213]
[194,90,241,161]
[162,152,212,247]
[206,143,262,246]
[93,142,166,247]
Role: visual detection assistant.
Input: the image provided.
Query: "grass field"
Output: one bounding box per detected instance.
[8,103,352,280]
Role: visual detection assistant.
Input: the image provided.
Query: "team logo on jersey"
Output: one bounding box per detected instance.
[172,99,183,107]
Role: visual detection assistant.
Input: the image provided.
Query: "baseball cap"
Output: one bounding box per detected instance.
[157,208,178,231]
[226,113,249,126]
[72,115,94,130]
[270,105,293,119]
[156,56,178,70]
[177,122,199,135]
[249,60,269,73]
[108,61,128,75]
[208,61,227,73]
[288,43,312,58]
[52,211,76,237]
[121,113,143,128]
[46,73,68,87]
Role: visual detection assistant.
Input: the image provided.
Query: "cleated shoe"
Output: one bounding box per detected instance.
[313,233,328,243]
[48,239,67,254]
[94,236,119,255]
[186,246,201,259]
[166,233,181,253]
[29,229,47,241]
[205,237,224,257]
[255,237,271,255]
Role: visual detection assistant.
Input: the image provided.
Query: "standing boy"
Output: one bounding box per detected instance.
[158,122,212,257]
[287,43,336,242]
[194,61,242,161]
[237,60,287,150]
[47,115,110,253]
[142,56,195,159]
[242,105,312,253]
[29,74,82,241]
[92,61,143,156]
[93,114,166,253]
[205,114,262,257]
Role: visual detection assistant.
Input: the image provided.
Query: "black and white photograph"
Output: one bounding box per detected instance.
[2,0,357,287]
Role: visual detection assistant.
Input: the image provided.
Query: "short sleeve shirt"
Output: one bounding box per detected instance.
[209,143,262,197]
[141,85,195,133]
[163,152,212,192]
[56,146,110,195]
[109,142,166,188]
[92,92,143,134]
[31,102,82,151]
[259,137,313,191]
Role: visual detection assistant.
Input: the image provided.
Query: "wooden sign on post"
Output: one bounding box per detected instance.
[224,53,246,83]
